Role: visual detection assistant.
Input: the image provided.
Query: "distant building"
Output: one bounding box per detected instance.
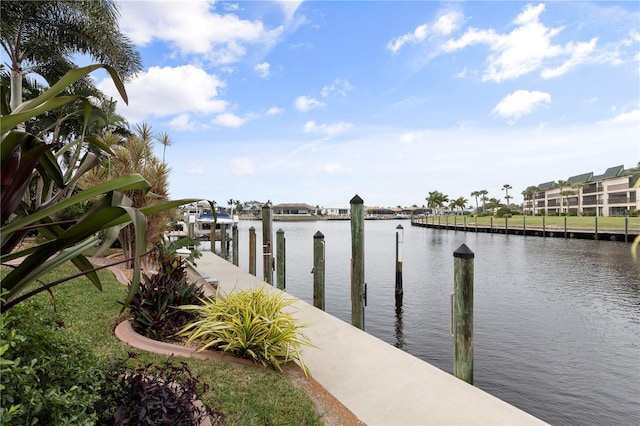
[272,203,317,216]
[523,165,639,217]
[321,204,351,218]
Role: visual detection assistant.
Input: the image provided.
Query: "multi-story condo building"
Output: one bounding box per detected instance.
[523,165,639,217]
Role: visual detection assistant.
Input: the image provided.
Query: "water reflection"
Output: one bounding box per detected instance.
[394,305,405,350]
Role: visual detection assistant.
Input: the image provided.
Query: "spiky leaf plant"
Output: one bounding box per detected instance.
[179,286,313,374]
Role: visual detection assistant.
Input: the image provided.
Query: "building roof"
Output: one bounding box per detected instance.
[567,172,593,185]
[537,181,555,190]
[272,203,316,210]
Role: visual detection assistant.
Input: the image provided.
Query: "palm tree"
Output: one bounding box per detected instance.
[426,191,449,214]
[157,132,174,164]
[1,0,142,110]
[555,180,569,215]
[502,184,513,207]
[479,189,489,212]
[521,186,539,216]
[227,199,236,215]
[470,191,481,213]
[455,196,468,215]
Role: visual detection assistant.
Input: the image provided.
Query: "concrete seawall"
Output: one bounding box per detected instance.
[193,251,548,425]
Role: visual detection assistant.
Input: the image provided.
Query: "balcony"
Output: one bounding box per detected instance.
[608,197,632,205]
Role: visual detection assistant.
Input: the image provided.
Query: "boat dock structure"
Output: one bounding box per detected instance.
[191,251,548,425]
[410,216,639,242]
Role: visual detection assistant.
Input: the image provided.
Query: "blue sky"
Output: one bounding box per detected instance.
[96,1,640,208]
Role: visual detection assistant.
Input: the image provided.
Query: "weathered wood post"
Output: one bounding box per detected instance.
[625,216,629,243]
[463,215,467,232]
[262,204,273,284]
[543,216,546,237]
[232,224,239,266]
[523,215,527,236]
[505,216,508,234]
[220,223,227,259]
[490,216,494,233]
[564,216,567,238]
[276,228,286,290]
[249,226,256,276]
[313,231,325,310]
[595,216,599,240]
[452,243,474,384]
[350,195,365,330]
[395,224,404,308]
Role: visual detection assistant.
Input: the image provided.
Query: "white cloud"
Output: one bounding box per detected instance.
[213,112,247,128]
[492,90,551,121]
[303,121,352,136]
[321,78,354,98]
[229,157,255,176]
[254,62,271,78]
[267,106,284,115]
[388,10,463,53]
[295,95,325,111]
[598,109,640,124]
[97,65,227,123]
[442,3,633,83]
[118,1,284,65]
[275,0,304,22]
[168,114,198,131]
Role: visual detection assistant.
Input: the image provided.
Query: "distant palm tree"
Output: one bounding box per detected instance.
[555,180,569,215]
[470,191,481,213]
[156,132,174,164]
[426,191,449,214]
[521,186,539,216]
[455,196,468,215]
[502,184,513,207]
[479,189,489,212]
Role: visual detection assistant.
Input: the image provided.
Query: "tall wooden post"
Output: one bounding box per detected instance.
[262,204,273,284]
[490,216,493,233]
[232,224,239,266]
[625,216,629,243]
[276,228,286,290]
[395,224,404,308]
[543,216,546,237]
[564,216,567,238]
[220,223,227,259]
[595,216,598,240]
[453,243,474,384]
[350,195,365,330]
[505,216,508,234]
[313,231,325,310]
[523,215,526,236]
[249,226,256,276]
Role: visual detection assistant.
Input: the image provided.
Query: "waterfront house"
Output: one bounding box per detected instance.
[272,203,317,216]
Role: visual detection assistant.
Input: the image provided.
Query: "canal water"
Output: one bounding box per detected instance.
[205,219,640,426]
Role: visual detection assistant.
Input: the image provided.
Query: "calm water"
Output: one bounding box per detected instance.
[205,219,640,426]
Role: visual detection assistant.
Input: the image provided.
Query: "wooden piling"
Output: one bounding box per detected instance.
[220,223,227,259]
[625,216,629,243]
[232,224,239,266]
[504,217,508,234]
[595,216,598,240]
[395,224,404,307]
[249,226,256,276]
[313,231,325,310]
[543,216,546,237]
[523,215,526,235]
[276,228,286,290]
[490,216,493,233]
[262,204,273,284]
[350,195,365,330]
[564,216,567,238]
[453,243,474,384]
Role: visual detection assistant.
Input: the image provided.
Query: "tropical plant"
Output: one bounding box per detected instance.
[521,186,539,216]
[127,237,205,341]
[502,184,513,207]
[479,189,489,212]
[454,196,468,215]
[470,191,481,213]
[157,131,174,164]
[96,357,220,425]
[0,65,195,310]
[179,286,313,374]
[426,191,449,214]
[1,0,142,111]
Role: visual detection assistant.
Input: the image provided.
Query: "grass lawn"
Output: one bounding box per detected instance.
[3,262,323,425]
[418,215,640,231]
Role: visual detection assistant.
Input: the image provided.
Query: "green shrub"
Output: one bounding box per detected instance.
[179,286,313,374]
[496,206,511,218]
[0,301,105,425]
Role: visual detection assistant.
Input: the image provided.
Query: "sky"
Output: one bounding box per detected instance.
[96,0,640,208]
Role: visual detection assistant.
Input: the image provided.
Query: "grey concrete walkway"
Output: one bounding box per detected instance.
[193,251,548,426]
